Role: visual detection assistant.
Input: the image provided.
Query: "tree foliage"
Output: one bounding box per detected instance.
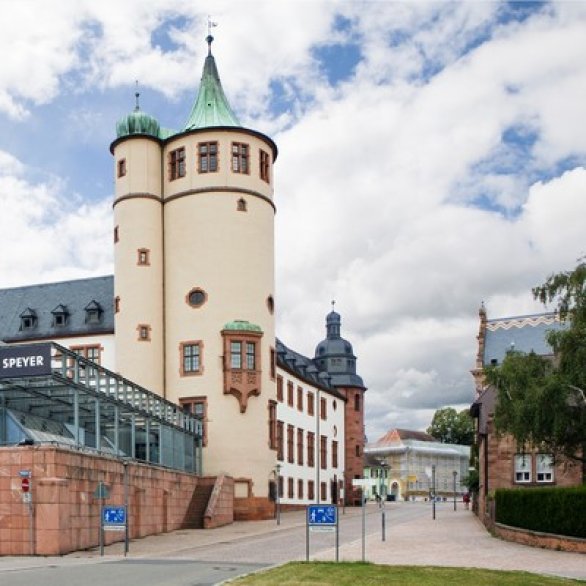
[427,407,474,445]
[486,260,586,465]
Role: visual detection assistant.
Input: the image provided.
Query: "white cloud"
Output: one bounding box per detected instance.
[0,151,112,286]
[0,1,585,442]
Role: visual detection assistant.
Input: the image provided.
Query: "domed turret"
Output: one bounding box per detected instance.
[314,307,364,387]
[116,92,160,138]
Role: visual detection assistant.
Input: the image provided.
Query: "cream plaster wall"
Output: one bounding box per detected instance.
[113,139,164,396]
[162,128,276,498]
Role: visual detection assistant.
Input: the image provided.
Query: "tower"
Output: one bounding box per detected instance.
[315,308,367,505]
[111,36,278,517]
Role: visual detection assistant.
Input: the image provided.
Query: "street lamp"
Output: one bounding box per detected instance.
[452,470,457,512]
[274,463,281,525]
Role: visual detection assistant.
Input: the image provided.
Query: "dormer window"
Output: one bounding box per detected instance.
[19,308,37,331]
[84,300,103,324]
[51,304,69,327]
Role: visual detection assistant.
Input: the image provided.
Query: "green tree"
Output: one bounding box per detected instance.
[486,260,586,465]
[427,407,474,445]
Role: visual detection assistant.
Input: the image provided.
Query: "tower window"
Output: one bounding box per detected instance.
[230,341,242,369]
[267,295,274,314]
[231,142,249,174]
[180,396,207,445]
[260,149,270,183]
[181,341,203,375]
[187,287,207,308]
[114,225,119,243]
[137,324,151,341]
[117,158,126,178]
[114,296,120,314]
[237,198,247,212]
[137,248,150,266]
[169,147,186,180]
[198,141,218,173]
[354,393,361,412]
[246,342,256,369]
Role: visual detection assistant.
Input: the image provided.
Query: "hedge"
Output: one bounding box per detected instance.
[495,485,586,538]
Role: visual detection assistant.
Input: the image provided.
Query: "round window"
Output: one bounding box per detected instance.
[187,288,207,308]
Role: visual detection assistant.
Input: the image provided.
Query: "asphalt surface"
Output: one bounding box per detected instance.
[0,502,584,584]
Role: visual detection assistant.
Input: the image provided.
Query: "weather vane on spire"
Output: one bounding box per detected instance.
[206,17,218,54]
[207,16,218,37]
[331,299,336,312]
[134,80,140,111]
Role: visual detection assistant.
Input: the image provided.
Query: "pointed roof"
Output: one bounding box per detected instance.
[184,35,241,131]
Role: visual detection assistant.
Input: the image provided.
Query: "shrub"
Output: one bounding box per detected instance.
[495,485,586,538]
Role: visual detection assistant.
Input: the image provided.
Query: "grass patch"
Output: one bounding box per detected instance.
[229,562,583,585]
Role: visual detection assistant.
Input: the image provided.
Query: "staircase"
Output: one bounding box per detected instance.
[184,482,214,528]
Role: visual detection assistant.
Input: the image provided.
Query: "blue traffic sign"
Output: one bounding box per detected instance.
[307,505,337,526]
[102,506,126,525]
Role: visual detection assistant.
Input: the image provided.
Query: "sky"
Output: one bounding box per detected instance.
[0,0,585,443]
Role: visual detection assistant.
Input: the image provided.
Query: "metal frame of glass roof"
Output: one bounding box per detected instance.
[0,342,202,474]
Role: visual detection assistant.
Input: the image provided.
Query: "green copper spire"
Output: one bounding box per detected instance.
[184,35,241,130]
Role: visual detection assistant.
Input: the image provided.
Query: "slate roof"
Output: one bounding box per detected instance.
[275,338,346,400]
[0,276,114,342]
[483,313,566,366]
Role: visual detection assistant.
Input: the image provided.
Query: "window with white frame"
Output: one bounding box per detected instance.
[536,453,554,483]
[514,453,531,483]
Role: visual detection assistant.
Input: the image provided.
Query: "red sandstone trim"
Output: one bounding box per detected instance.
[494,522,586,554]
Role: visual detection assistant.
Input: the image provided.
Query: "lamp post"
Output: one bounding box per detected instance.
[453,470,457,512]
[274,463,281,525]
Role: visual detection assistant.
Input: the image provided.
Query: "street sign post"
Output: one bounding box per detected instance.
[306,505,339,561]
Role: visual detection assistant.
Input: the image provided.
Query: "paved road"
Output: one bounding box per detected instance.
[0,502,584,585]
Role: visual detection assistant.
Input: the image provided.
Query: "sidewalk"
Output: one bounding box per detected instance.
[1,503,584,581]
[314,505,586,581]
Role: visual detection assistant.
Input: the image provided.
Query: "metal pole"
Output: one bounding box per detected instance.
[381,500,386,542]
[335,506,339,562]
[362,488,366,562]
[453,471,457,512]
[276,471,281,526]
[99,482,104,556]
[306,509,309,562]
[432,464,436,521]
[124,462,129,555]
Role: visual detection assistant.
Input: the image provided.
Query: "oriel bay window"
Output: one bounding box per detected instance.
[222,321,263,413]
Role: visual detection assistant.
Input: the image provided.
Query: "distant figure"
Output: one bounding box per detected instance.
[463,492,471,510]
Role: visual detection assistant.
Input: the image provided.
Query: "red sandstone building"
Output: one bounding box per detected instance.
[470,304,582,522]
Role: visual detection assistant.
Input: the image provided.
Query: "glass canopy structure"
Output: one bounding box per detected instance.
[0,342,202,474]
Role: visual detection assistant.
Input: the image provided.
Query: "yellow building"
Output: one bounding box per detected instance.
[365,429,470,501]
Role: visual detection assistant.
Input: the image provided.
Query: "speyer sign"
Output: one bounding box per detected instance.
[0,344,52,378]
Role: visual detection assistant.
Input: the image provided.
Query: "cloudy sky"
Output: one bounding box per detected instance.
[1,0,585,442]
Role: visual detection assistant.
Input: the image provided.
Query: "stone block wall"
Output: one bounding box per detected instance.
[0,445,205,556]
[203,475,234,528]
